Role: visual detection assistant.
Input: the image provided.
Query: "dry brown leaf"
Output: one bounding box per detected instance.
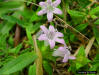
[85,37,95,57]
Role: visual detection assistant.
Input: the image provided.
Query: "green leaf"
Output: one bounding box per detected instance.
[0,33,8,51]
[27,23,41,34]
[68,10,86,24]
[70,34,76,42]
[0,52,37,75]
[68,10,86,17]
[19,8,34,21]
[43,61,53,75]
[89,6,99,15]
[68,61,76,73]
[75,23,88,31]
[26,28,34,46]
[76,46,91,69]
[28,64,36,75]
[76,63,83,69]
[93,25,99,44]
[0,0,24,14]
[8,35,14,47]
[94,19,99,25]
[76,46,85,57]
[91,54,99,68]
[89,54,99,73]
[0,22,15,35]
[8,43,23,54]
[1,15,25,28]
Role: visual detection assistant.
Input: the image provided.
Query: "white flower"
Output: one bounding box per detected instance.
[53,46,76,62]
[38,0,62,22]
[38,25,65,49]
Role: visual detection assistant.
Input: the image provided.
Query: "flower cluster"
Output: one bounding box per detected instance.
[37,0,75,62]
[38,25,75,62]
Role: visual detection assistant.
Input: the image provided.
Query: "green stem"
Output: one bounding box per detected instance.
[62,0,67,21]
[62,0,67,33]
[33,35,43,75]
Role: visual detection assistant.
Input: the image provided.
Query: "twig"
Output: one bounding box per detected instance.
[56,69,63,75]
[32,35,43,75]
[54,16,89,43]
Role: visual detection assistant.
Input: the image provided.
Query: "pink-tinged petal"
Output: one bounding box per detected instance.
[38,34,47,40]
[53,8,62,14]
[62,54,69,62]
[53,50,64,57]
[53,0,61,7]
[55,38,65,44]
[38,9,47,15]
[39,2,47,7]
[40,25,48,34]
[49,25,55,32]
[48,40,55,49]
[47,12,53,22]
[47,0,52,3]
[58,47,64,50]
[69,56,76,59]
[56,32,64,37]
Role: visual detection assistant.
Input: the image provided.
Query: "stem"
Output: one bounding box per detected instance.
[33,35,43,75]
[14,24,21,47]
[62,0,67,33]
[54,16,89,44]
[24,1,40,7]
[62,0,67,21]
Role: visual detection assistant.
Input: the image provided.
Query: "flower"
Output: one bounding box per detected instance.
[38,0,62,22]
[53,46,76,62]
[38,25,65,49]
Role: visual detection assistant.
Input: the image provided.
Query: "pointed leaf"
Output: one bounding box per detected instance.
[0,52,37,75]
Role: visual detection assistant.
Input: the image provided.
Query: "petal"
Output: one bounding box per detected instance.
[40,25,48,34]
[53,8,62,14]
[56,32,64,37]
[38,34,47,40]
[39,2,47,7]
[55,38,65,45]
[49,25,55,32]
[47,12,53,22]
[62,54,69,62]
[38,9,47,15]
[69,56,76,59]
[58,47,64,50]
[47,0,52,3]
[53,50,64,57]
[36,30,44,38]
[48,40,55,49]
[53,0,61,7]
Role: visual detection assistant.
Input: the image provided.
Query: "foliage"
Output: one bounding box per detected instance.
[0,0,99,75]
